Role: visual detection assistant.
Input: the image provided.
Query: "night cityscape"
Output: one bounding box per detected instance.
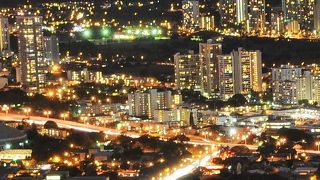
[1,0,320,180]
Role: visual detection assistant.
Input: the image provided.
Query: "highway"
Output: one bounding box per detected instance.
[0,112,319,156]
[2,112,320,180]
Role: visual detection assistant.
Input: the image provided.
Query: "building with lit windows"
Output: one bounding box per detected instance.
[128,92,150,118]
[312,75,320,103]
[315,0,320,33]
[174,50,200,91]
[182,0,200,32]
[199,40,222,97]
[200,15,215,31]
[218,54,234,100]
[232,48,262,94]
[154,107,191,125]
[270,7,285,34]
[282,0,315,31]
[272,65,302,104]
[66,68,103,83]
[297,70,312,101]
[44,34,60,65]
[271,65,320,104]
[247,0,266,32]
[236,0,248,24]
[128,89,182,119]
[218,0,237,28]
[17,15,47,92]
[0,16,10,57]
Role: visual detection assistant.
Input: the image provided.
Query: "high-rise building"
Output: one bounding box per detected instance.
[218,55,234,100]
[128,92,150,118]
[312,75,320,103]
[282,0,315,31]
[247,0,266,32]
[199,40,222,97]
[44,34,60,65]
[17,15,47,92]
[128,89,181,119]
[236,0,248,24]
[297,70,312,101]
[314,0,320,32]
[232,48,262,94]
[0,16,10,56]
[174,50,201,91]
[182,0,200,32]
[270,7,285,34]
[272,65,302,104]
[218,0,237,27]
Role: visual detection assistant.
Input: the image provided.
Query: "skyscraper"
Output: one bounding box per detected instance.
[218,0,237,27]
[232,48,262,94]
[236,0,248,24]
[17,15,47,92]
[271,65,302,104]
[247,0,266,32]
[44,34,60,65]
[314,0,320,32]
[0,16,10,56]
[199,40,222,97]
[182,0,200,32]
[282,0,315,31]
[174,50,201,91]
[217,54,234,100]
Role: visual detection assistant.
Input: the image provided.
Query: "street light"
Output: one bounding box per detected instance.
[44,110,52,118]
[60,112,69,120]
[2,104,9,115]
[23,107,31,117]
[242,135,248,145]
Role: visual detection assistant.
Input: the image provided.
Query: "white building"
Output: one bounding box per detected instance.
[128,89,182,119]
[17,15,47,92]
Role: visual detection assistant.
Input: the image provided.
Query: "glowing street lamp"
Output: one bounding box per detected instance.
[23,107,31,117]
[241,135,248,145]
[60,112,69,120]
[2,104,9,115]
[44,110,52,118]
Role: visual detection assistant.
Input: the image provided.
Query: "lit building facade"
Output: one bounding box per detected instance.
[218,0,237,28]
[0,16,10,56]
[128,89,181,119]
[199,40,222,97]
[270,7,285,34]
[218,54,234,100]
[17,16,47,92]
[182,0,200,32]
[282,0,315,31]
[272,65,302,104]
[200,15,215,31]
[232,48,262,94]
[314,0,320,33]
[44,34,60,65]
[236,0,248,24]
[247,0,266,32]
[174,50,201,91]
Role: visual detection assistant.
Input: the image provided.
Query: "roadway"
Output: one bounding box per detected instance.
[0,113,319,155]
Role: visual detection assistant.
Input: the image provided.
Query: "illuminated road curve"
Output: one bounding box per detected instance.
[164,151,220,180]
[0,113,141,138]
[0,113,318,156]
